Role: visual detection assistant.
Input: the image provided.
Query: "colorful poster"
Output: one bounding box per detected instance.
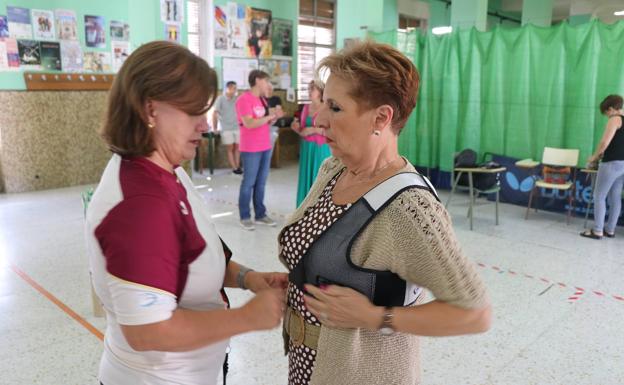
[83,51,111,72]
[7,6,32,39]
[226,2,247,57]
[214,6,228,54]
[17,39,40,67]
[55,9,77,40]
[84,15,106,48]
[112,40,130,72]
[60,40,82,72]
[31,9,55,40]
[40,41,61,70]
[0,40,8,70]
[160,0,184,24]
[4,38,20,68]
[110,20,130,41]
[0,16,9,38]
[271,18,292,58]
[248,8,272,58]
[259,59,292,89]
[164,23,180,43]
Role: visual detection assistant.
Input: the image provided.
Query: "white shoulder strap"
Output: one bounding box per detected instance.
[363,172,439,211]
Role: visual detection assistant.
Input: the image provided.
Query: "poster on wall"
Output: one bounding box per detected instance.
[259,59,291,89]
[112,41,130,72]
[160,0,184,24]
[55,9,78,40]
[164,23,180,43]
[247,8,272,58]
[222,57,258,89]
[271,18,292,58]
[84,15,106,48]
[214,6,228,54]
[0,40,8,70]
[0,16,9,38]
[226,2,247,57]
[40,41,61,70]
[110,20,130,41]
[61,40,82,72]
[17,39,40,68]
[7,6,32,39]
[83,51,111,72]
[4,38,20,68]
[31,9,55,40]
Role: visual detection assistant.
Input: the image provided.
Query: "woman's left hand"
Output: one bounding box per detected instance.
[303,284,383,330]
[245,271,289,293]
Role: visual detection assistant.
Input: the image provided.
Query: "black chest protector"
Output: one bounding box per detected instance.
[289,172,440,307]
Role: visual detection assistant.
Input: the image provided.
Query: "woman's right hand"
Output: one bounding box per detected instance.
[241,288,286,330]
[291,118,300,132]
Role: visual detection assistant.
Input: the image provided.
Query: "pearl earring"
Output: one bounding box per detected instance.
[373,130,381,136]
[147,123,154,128]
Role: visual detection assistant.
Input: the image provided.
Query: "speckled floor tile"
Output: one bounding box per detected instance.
[0,162,622,385]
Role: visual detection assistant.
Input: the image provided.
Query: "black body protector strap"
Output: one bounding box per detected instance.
[289,172,440,307]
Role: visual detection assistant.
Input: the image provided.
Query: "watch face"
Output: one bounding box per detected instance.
[379,327,394,336]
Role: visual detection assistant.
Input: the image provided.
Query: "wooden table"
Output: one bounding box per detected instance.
[446,167,507,230]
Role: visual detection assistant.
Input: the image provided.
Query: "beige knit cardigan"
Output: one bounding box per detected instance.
[278,157,489,385]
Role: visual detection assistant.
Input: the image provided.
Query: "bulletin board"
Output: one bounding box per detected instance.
[222,57,258,89]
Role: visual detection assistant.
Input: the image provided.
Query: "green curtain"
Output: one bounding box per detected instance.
[370,20,624,171]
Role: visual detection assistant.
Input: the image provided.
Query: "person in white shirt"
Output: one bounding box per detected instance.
[213,81,242,174]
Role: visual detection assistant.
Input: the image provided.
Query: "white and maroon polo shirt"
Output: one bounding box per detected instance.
[85,154,230,385]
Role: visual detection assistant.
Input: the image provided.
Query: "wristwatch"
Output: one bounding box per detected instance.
[237,266,254,290]
[379,307,395,336]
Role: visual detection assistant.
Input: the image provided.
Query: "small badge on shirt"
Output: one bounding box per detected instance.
[179,200,189,215]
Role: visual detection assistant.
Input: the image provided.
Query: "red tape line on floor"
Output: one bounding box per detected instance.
[476,261,623,304]
[9,264,104,341]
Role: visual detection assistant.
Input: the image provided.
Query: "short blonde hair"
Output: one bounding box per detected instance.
[317,40,419,134]
[102,41,218,156]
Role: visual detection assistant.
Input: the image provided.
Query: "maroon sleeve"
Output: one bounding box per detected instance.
[95,195,181,295]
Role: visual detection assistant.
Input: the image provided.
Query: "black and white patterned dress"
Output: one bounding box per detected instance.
[280,171,351,385]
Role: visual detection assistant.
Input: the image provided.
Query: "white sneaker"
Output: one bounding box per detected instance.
[240,219,255,231]
[255,216,277,227]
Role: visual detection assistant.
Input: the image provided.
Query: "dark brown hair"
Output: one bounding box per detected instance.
[101,41,218,156]
[600,94,623,114]
[317,40,420,134]
[248,69,270,87]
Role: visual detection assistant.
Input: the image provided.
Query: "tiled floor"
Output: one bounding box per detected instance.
[0,161,623,385]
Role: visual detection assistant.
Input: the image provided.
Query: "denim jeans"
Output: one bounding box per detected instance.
[593,160,624,232]
[239,149,272,220]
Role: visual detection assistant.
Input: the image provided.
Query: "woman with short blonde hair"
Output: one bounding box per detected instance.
[279,41,491,385]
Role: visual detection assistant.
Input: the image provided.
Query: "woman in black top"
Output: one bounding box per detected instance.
[581,94,624,239]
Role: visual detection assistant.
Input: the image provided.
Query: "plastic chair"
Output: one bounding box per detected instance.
[525,147,579,224]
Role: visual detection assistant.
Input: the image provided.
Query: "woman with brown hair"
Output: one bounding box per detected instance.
[581,94,624,239]
[85,41,287,385]
[291,80,331,207]
[279,41,491,385]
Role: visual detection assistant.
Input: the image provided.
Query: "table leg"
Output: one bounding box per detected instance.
[446,171,463,208]
[584,174,597,229]
[468,172,474,230]
[208,134,214,175]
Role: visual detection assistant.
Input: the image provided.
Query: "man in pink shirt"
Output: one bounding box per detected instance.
[235,70,283,230]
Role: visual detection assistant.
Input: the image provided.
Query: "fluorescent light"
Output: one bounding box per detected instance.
[432,26,453,35]
[615,10,624,16]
